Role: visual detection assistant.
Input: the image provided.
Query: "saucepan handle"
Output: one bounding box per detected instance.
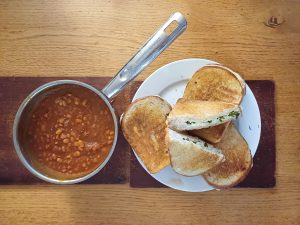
[102,12,187,99]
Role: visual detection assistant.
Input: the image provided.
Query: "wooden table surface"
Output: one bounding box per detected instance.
[0,1,299,224]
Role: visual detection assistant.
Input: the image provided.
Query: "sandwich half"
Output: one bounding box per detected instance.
[183,65,246,143]
[167,99,241,131]
[203,123,252,188]
[121,96,171,173]
[166,128,225,176]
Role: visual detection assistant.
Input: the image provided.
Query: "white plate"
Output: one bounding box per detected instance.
[132,58,261,192]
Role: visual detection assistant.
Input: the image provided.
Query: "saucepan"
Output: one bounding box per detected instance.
[13,12,187,184]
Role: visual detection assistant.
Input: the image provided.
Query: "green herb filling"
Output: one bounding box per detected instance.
[228,111,240,119]
[183,137,198,144]
[218,116,225,122]
[185,121,196,125]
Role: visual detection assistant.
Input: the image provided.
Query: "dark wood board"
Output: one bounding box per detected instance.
[0,78,275,188]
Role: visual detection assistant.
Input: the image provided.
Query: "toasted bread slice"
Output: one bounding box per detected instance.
[166,128,225,176]
[183,65,246,143]
[121,96,171,173]
[203,123,252,188]
[167,99,241,131]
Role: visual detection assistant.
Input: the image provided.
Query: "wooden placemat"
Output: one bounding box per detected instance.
[130,80,276,188]
[0,77,137,184]
[0,78,275,187]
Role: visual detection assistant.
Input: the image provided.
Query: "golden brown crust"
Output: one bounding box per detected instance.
[121,96,171,173]
[184,65,245,104]
[204,64,246,97]
[202,123,253,188]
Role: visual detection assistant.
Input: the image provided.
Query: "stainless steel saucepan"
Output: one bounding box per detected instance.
[13,12,187,184]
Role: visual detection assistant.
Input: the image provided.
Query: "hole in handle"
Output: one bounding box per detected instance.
[164,20,179,36]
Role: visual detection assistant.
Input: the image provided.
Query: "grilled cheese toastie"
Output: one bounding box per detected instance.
[121,96,171,173]
[203,123,252,188]
[167,99,241,131]
[166,128,225,176]
[183,65,246,143]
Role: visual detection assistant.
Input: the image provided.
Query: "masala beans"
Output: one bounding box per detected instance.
[26,86,115,176]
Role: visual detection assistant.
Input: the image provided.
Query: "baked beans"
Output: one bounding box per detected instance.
[24,86,115,177]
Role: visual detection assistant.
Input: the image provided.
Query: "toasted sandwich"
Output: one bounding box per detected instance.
[183,65,246,143]
[167,99,241,131]
[203,123,252,188]
[121,96,171,173]
[166,128,225,176]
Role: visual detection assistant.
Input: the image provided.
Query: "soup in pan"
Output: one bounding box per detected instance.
[21,85,115,178]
